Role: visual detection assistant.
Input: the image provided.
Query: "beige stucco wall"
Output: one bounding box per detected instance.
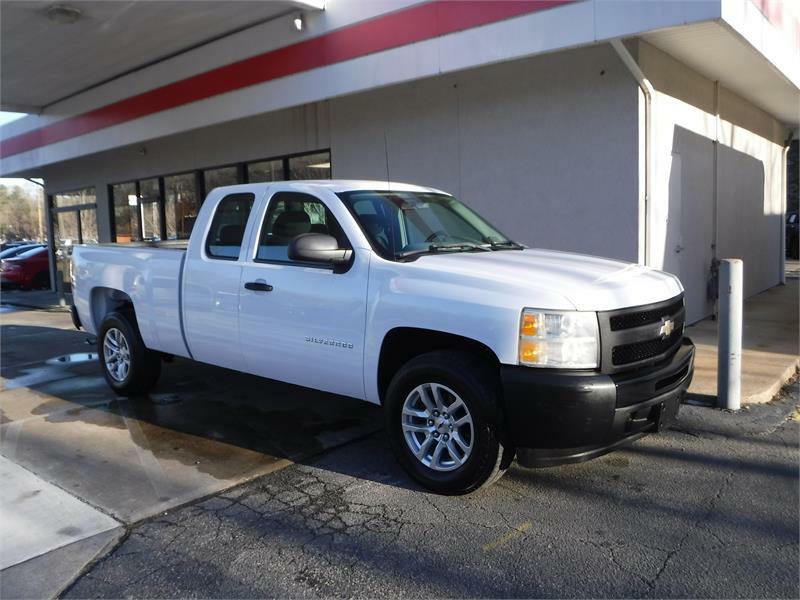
[43,45,641,262]
[331,45,640,261]
[637,40,788,322]
[42,102,332,243]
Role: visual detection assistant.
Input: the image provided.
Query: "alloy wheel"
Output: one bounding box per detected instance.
[401,382,474,472]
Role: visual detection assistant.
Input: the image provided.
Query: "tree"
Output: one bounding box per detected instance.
[0,184,42,241]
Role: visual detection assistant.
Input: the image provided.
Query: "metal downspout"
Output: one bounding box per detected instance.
[780,137,791,285]
[611,39,653,267]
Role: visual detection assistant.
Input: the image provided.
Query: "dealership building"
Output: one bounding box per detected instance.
[1,0,798,322]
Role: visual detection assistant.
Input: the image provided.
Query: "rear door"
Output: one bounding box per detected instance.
[182,188,259,370]
[238,186,369,399]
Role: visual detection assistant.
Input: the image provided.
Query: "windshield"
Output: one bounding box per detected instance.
[0,245,39,259]
[337,191,520,261]
[11,247,46,260]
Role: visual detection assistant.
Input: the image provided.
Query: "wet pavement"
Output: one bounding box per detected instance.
[0,306,380,595]
[64,383,799,599]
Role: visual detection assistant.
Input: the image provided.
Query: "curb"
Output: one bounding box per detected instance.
[744,362,800,405]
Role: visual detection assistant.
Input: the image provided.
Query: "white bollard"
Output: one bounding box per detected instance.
[717,259,743,410]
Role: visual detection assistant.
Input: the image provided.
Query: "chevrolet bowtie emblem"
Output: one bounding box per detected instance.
[659,317,675,338]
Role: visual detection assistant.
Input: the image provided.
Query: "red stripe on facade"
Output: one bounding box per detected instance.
[0,0,574,159]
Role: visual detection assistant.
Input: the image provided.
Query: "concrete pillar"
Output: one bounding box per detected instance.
[717,259,743,410]
[95,183,114,243]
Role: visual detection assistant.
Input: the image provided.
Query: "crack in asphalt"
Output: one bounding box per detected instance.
[646,471,735,595]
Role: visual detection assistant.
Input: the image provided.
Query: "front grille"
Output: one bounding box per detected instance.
[609,298,684,331]
[598,294,685,374]
[612,330,682,365]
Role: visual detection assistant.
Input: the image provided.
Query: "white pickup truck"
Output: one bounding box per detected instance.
[72,180,694,494]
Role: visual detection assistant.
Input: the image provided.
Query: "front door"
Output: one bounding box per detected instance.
[238,188,369,399]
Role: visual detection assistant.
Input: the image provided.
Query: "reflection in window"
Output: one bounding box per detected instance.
[112,182,140,243]
[80,208,98,244]
[288,152,331,180]
[204,166,238,192]
[164,173,197,240]
[54,188,95,208]
[257,192,347,263]
[140,202,160,240]
[139,178,159,202]
[55,211,80,245]
[139,178,161,241]
[248,159,283,183]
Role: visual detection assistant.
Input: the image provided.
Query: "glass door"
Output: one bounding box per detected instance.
[54,210,79,292]
[52,188,98,293]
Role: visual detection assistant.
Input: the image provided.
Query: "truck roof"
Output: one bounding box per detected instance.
[211,180,448,195]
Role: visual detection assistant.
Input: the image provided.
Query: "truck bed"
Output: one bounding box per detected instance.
[72,243,190,359]
[101,240,190,251]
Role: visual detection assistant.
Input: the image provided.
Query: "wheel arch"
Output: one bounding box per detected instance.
[90,287,137,332]
[376,327,501,405]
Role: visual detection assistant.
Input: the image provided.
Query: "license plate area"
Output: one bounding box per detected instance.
[625,394,681,434]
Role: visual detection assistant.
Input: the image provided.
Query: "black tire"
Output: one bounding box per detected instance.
[97,311,161,396]
[32,271,50,290]
[384,350,512,495]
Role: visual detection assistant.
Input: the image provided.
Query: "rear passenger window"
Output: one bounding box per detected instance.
[205,193,255,260]
[256,192,349,263]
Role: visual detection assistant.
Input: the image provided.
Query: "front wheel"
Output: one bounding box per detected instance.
[98,311,161,396]
[384,351,512,495]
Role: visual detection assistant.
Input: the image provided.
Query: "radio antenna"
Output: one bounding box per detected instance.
[383,130,391,190]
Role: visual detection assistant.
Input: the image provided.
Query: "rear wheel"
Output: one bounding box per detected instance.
[98,311,161,396]
[385,351,512,495]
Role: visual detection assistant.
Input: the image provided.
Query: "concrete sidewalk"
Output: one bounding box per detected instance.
[0,289,72,312]
[687,278,799,405]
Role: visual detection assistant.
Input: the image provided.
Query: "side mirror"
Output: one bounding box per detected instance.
[288,233,353,265]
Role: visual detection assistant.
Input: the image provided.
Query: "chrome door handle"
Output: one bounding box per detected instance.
[244,281,273,292]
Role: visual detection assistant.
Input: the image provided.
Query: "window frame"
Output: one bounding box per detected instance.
[51,187,98,246]
[252,190,353,271]
[203,192,257,262]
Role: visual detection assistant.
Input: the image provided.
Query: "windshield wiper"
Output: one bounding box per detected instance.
[482,239,525,250]
[395,242,488,261]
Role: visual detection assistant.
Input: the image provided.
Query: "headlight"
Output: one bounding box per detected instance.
[518,309,599,369]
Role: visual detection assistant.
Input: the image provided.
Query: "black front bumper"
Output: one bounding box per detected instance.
[501,338,695,468]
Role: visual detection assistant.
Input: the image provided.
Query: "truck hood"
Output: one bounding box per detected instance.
[408,248,683,311]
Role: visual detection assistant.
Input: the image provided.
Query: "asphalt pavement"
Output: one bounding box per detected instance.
[1,303,798,599]
[64,383,799,598]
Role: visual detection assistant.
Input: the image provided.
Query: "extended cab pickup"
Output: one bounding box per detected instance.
[72,180,694,494]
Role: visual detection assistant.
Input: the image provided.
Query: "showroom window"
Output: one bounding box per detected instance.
[165,173,198,240]
[111,182,140,243]
[288,152,331,180]
[110,150,331,243]
[204,166,238,192]
[139,178,162,240]
[54,188,95,208]
[247,159,284,183]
